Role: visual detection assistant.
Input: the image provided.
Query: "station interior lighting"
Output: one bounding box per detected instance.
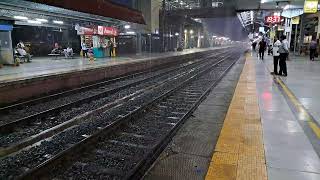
[126,31,135,35]
[124,25,130,29]
[36,18,48,23]
[13,16,28,20]
[53,20,63,24]
[27,20,42,24]
[200,35,204,39]
[175,32,179,36]
[184,29,188,33]
[190,30,194,34]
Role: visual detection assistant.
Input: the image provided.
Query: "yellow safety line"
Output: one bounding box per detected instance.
[205,53,267,180]
[275,76,320,139]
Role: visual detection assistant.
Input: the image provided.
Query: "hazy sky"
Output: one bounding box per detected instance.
[203,17,248,41]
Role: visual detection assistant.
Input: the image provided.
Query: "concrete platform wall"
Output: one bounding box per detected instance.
[0,49,219,106]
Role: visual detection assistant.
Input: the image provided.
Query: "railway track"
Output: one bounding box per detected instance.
[0,50,227,157]
[22,50,242,180]
[0,48,243,179]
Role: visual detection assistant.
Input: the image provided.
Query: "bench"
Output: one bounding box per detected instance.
[48,53,75,60]
[48,53,63,60]
[16,55,33,63]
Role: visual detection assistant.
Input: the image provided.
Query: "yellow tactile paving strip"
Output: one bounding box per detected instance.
[205,54,267,180]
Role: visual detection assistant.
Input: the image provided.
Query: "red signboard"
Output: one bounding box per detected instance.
[77,26,118,36]
[265,16,282,24]
[98,26,118,36]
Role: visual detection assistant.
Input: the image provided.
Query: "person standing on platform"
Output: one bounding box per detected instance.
[81,41,88,58]
[109,40,114,57]
[271,38,281,75]
[258,39,266,60]
[309,38,317,61]
[278,35,289,76]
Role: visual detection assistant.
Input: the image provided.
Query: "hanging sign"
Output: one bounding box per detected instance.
[265,16,283,24]
[292,16,300,24]
[304,0,318,13]
[97,26,118,36]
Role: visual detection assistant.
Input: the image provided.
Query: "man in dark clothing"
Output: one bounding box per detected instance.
[310,38,317,61]
[258,39,267,60]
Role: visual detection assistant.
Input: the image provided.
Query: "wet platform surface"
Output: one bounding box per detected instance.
[257,54,320,179]
[0,47,225,83]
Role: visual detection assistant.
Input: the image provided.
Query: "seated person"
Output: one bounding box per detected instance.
[51,43,63,54]
[16,44,31,62]
[63,46,74,58]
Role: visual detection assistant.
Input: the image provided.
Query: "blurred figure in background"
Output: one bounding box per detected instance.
[309,37,317,61]
[258,39,267,60]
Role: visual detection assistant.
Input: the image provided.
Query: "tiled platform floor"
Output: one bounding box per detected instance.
[205,54,267,180]
[0,47,226,83]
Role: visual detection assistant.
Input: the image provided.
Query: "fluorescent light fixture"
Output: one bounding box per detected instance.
[200,35,204,38]
[13,16,28,20]
[36,18,48,22]
[27,20,42,24]
[283,4,290,10]
[53,20,63,24]
[212,35,217,38]
[274,12,281,16]
[124,25,130,29]
[184,29,188,33]
[190,30,194,34]
[261,0,267,3]
[175,32,179,36]
[126,31,135,35]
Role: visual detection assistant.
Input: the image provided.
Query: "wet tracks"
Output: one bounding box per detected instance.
[0,48,243,179]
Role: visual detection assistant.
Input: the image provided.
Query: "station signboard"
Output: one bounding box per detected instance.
[304,0,318,13]
[265,16,283,24]
[97,26,118,36]
[77,26,118,36]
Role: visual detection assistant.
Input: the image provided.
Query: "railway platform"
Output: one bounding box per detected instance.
[144,52,320,180]
[0,47,228,105]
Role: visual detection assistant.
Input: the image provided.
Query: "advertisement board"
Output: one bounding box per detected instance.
[304,0,318,13]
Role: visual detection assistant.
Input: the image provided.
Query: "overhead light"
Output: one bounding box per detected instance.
[190,30,194,34]
[124,25,130,29]
[212,35,217,38]
[27,20,42,24]
[126,31,135,35]
[184,29,188,33]
[53,20,63,24]
[283,4,290,10]
[36,18,48,22]
[175,32,179,36]
[13,16,28,20]
[200,35,204,39]
[261,0,267,3]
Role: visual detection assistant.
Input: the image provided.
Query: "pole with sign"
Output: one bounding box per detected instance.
[292,16,300,55]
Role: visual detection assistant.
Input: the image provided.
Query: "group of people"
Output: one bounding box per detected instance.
[15,41,32,62]
[252,38,270,60]
[252,35,289,76]
[81,40,115,58]
[271,35,289,76]
[51,42,74,58]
